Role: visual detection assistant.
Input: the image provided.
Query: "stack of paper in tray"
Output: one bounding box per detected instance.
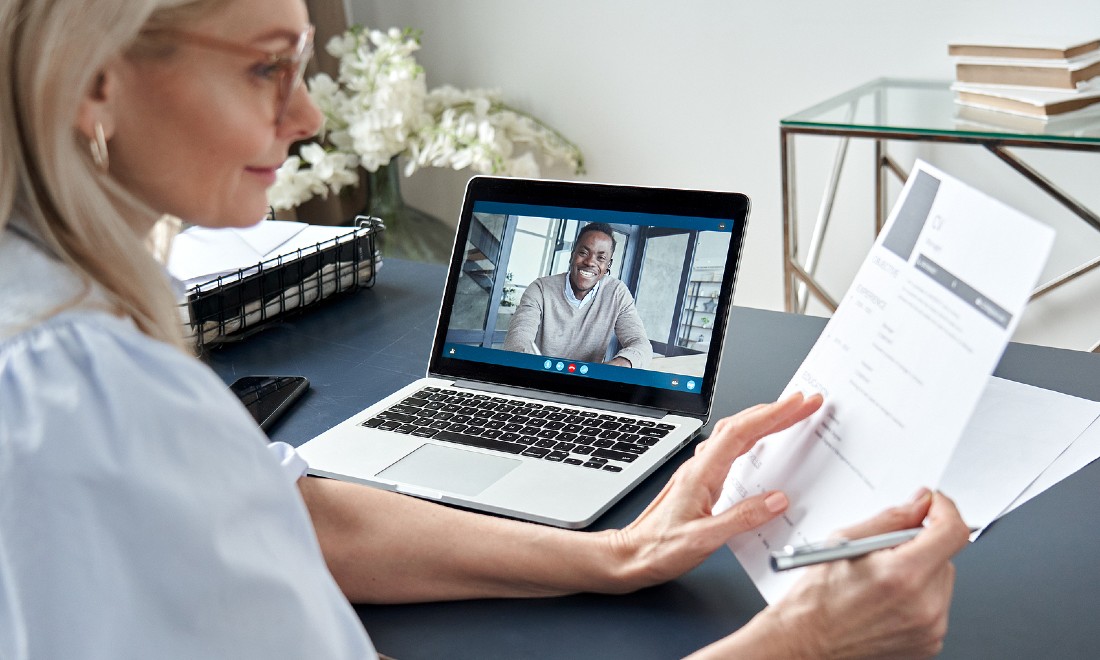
[948,36,1100,121]
[167,220,381,349]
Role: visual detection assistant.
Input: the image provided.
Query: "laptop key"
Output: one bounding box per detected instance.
[544,451,569,462]
[522,447,550,458]
[602,465,623,473]
[592,448,638,463]
[431,430,526,455]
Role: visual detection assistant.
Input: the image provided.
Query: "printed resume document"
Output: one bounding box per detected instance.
[715,161,1055,603]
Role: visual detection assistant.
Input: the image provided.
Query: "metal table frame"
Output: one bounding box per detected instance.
[781,78,1100,351]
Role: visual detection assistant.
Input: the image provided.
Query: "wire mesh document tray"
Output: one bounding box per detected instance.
[180,217,382,351]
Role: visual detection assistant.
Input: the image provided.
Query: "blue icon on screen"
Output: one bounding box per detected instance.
[579,364,589,375]
[544,359,552,369]
[555,361,565,371]
[686,380,696,390]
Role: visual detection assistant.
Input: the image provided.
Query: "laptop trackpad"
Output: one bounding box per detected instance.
[377,444,521,496]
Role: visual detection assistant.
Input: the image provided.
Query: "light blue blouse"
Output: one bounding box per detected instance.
[0,225,377,659]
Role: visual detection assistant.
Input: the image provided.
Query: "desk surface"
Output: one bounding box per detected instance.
[206,258,1100,660]
[781,78,1100,146]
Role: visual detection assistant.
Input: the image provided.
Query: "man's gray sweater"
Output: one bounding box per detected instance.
[502,273,651,368]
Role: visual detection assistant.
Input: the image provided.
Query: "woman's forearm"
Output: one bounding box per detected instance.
[298,475,637,603]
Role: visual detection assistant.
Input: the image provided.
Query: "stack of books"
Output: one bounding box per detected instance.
[948,37,1100,120]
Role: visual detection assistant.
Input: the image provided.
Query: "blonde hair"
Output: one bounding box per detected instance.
[0,0,221,350]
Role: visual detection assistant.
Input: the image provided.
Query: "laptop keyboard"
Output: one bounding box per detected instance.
[360,386,676,473]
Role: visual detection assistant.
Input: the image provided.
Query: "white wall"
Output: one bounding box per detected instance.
[349,0,1100,351]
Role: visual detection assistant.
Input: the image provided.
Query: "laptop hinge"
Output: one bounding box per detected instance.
[451,379,668,419]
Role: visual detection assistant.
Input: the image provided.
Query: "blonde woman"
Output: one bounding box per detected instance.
[0,0,969,658]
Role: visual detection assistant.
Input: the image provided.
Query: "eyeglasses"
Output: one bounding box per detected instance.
[141,24,315,125]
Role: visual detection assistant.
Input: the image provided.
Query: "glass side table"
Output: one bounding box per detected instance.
[781,77,1100,350]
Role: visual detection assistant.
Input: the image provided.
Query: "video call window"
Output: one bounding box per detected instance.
[446,210,731,381]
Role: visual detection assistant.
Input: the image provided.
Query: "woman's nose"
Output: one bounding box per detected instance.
[280,83,324,140]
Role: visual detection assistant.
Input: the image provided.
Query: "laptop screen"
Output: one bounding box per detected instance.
[429,176,749,418]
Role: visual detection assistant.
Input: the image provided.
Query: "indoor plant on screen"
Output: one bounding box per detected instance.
[267,25,585,262]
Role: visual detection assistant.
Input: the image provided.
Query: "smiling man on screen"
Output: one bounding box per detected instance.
[503,223,651,368]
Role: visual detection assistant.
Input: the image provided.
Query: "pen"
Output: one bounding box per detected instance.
[769,526,979,572]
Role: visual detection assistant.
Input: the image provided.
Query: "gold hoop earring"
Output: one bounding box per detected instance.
[89,122,109,171]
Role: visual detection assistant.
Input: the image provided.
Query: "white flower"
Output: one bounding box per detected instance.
[267,24,585,211]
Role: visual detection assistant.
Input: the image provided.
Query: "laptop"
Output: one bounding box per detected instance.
[298,176,750,528]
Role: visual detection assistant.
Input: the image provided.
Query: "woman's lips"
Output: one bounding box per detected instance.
[246,166,278,186]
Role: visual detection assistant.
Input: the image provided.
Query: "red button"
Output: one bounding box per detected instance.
[567,363,576,373]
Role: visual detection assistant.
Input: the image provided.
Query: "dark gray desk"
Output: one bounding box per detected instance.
[207,258,1100,660]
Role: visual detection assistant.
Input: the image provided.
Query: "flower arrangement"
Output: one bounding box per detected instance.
[268,26,586,212]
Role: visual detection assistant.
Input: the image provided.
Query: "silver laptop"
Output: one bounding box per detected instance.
[298,176,750,528]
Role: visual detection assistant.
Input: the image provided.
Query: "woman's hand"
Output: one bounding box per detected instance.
[778,490,969,658]
[601,392,823,592]
[700,489,971,659]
